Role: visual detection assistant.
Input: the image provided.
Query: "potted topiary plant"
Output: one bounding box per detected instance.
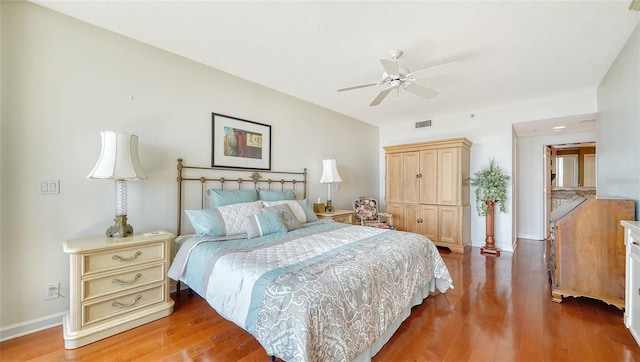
[470,158,510,256]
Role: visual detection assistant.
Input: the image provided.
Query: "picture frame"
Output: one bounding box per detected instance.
[211,113,272,170]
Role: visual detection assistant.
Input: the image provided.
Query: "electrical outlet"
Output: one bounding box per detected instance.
[43,282,60,300]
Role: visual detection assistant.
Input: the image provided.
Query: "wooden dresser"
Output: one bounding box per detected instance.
[548,198,635,308]
[384,138,471,253]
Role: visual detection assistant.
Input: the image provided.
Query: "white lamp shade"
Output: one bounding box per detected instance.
[319,159,342,183]
[87,131,147,180]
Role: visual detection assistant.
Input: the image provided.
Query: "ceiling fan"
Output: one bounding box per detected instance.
[337,50,460,106]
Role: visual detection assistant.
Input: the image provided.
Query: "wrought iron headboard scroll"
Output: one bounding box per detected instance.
[176,158,307,235]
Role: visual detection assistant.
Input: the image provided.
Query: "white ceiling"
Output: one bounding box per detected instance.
[32,1,640,134]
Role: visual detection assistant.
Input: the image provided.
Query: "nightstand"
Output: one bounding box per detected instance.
[62,231,175,349]
[315,209,355,225]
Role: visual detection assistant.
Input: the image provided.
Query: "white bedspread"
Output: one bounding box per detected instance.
[169,222,452,362]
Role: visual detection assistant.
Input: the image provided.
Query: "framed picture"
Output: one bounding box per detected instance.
[212,113,271,170]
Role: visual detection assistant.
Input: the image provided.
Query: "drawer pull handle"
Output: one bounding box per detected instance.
[112,295,142,308]
[633,241,640,246]
[638,288,640,297]
[112,251,142,262]
[112,273,142,285]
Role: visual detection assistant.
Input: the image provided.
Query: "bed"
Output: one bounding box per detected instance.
[168,159,453,362]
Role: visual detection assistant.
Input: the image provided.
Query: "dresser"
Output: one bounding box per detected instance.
[62,231,175,349]
[548,198,635,308]
[384,138,472,252]
[315,209,354,224]
[622,220,640,346]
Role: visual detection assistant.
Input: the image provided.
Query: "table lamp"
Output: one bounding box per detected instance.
[319,159,342,213]
[88,131,147,238]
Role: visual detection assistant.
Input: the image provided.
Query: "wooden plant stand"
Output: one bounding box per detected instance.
[480,201,501,256]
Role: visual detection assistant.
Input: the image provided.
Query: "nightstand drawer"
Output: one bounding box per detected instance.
[332,215,353,224]
[315,209,354,225]
[82,242,164,275]
[82,263,165,301]
[82,284,165,327]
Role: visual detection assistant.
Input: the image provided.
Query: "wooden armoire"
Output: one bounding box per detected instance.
[384,138,472,253]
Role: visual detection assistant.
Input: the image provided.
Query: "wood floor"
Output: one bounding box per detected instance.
[2,238,639,361]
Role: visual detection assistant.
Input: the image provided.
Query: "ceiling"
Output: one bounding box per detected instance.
[32,1,640,133]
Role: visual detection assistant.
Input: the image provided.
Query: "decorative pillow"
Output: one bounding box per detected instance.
[207,189,258,208]
[185,209,222,236]
[185,200,263,236]
[262,204,301,231]
[245,211,288,239]
[257,189,296,201]
[263,199,318,224]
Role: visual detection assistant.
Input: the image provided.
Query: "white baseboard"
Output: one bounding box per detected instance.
[0,311,66,342]
[2,284,186,342]
[518,233,544,240]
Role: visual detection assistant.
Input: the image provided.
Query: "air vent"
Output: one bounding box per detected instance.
[415,120,432,128]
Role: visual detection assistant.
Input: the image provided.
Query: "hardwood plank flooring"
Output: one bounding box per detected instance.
[2,239,639,361]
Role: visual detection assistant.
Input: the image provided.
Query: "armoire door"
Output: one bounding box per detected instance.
[420,149,438,205]
[437,147,460,205]
[385,153,404,203]
[403,151,421,204]
[386,203,406,231]
[420,205,438,241]
[438,206,460,245]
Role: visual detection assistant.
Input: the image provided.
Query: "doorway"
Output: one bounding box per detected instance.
[543,142,596,238]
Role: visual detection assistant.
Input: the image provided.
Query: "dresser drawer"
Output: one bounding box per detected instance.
[82,284,165,327]
[82,242,164,275]
[82,263,165,301]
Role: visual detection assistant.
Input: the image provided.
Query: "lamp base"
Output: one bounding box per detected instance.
[325,200,335,213]
[106,215,133,238]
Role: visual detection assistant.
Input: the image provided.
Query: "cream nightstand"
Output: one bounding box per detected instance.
[62,231,175,349]
[315,209,355,225]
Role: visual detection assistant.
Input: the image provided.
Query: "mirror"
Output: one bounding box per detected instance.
[549,143,596,189]
[555,154,579,187]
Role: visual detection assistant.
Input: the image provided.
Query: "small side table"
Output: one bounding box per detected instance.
[315,209,355,225]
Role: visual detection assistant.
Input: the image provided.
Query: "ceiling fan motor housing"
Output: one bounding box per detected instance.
[382,68,409,83]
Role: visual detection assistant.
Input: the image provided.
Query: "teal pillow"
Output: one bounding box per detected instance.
[298,199,318,222]
[245,211,288,238]
[207,189,258,208]
[258,189,296,201]
[185,209,222,236]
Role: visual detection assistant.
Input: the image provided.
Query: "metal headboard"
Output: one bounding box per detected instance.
[176,158,307,235]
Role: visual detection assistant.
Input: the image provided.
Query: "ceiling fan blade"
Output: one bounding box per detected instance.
[380,58,399,77]
[408,61,460,79]
[337,83,378,92]
[403,82,439,99]
[369,87,394,106]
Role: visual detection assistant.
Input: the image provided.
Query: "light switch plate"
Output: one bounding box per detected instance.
[38,180,60,195]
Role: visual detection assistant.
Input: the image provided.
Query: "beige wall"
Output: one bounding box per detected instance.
[0,1,378,337]
[597,22,640,219]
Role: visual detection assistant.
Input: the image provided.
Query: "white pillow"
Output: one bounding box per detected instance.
[185,200,263,236]
[263,199,318,224]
